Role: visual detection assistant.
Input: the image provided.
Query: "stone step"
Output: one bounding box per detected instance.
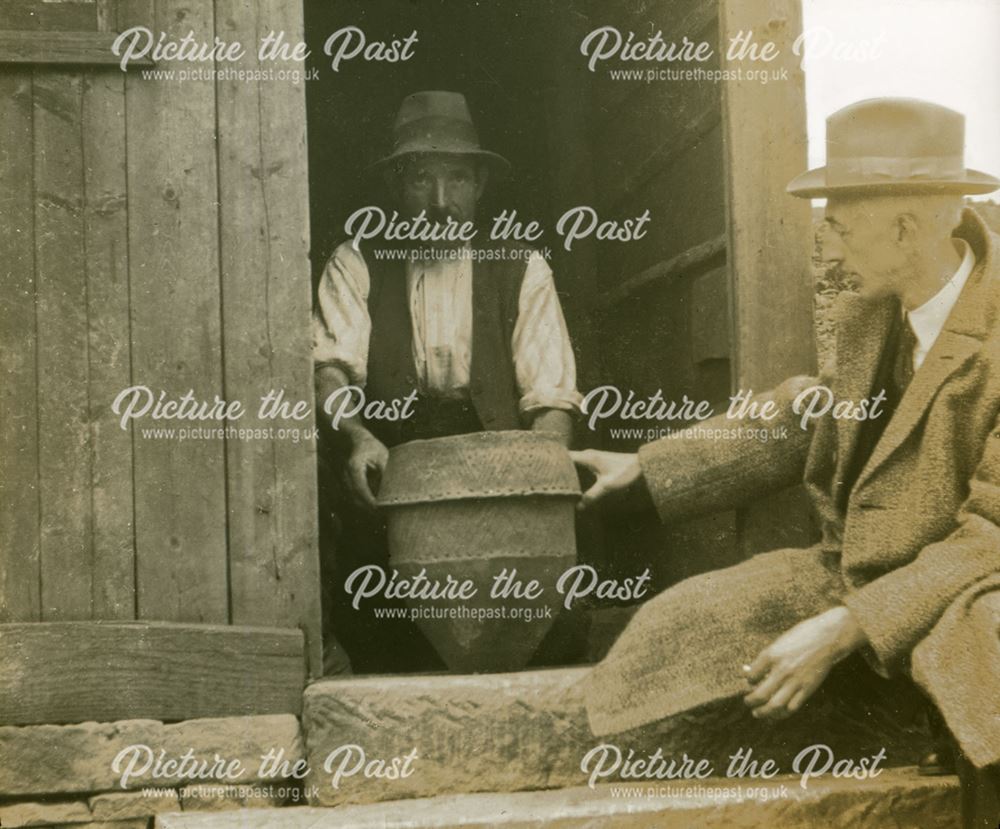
[0,715,302,797]
[155,768,960,829]
[301,665,929,806]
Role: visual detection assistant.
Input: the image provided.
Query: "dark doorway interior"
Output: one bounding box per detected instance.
[300,0,734,674]
[303,0,563,285]
[302,0,610,674]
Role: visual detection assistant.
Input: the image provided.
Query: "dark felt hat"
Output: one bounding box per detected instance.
[370,90,511,178]
[787,98,1000,199]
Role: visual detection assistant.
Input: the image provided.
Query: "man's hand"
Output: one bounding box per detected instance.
[569,449,642,509]
[743,606,867,719]
[344,434,389,510]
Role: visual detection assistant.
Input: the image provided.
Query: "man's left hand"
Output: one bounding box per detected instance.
[743,606,867,720]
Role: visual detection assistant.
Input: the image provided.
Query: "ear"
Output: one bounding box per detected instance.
[893,212,919,246]
[474,164,489,201]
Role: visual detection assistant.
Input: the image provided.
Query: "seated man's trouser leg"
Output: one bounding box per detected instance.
[584,545,846,736]
[955,745,1000,829]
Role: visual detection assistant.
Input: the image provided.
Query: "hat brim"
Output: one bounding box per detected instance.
[368,148,511,180]
[787,166,1000,199]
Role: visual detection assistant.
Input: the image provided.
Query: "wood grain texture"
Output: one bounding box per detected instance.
[83,70,134,619]
[719,0,815,387]
[0,31,154,65]
[0,70,41,622]
[597,234,727,308]
[125,0,228,623]
[0,621,306,724]
[33,70,94,621]
[719,0,817,556]
[0,4,99,34]
[214,0,322,675]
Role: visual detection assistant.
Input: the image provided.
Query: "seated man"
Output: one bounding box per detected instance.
[573,98,1000,827]
[313,91,581,673]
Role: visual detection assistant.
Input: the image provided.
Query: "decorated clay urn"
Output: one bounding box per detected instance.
[377,431,580,673]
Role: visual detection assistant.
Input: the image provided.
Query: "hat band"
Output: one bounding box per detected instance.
[827,154,965,183]
[393,115,481,154]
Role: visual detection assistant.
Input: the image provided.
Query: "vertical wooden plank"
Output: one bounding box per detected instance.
[126,0,229,622]
[0,71,41,622]
[215,0,322,674]
[83,70,135,619]
[96,0,118,32]
[33,71,94,620]
[719,0,817,556]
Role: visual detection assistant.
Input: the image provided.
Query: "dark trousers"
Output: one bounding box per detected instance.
[928,703,1000,828]
[955,738,1000,828]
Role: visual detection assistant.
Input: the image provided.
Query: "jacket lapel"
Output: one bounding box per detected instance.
[832,295,895,505]
[853,215,993,491]
[857,331,980,487]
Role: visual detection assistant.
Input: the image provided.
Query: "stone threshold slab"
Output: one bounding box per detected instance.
[302,666,929,806]
[155,768,960,829]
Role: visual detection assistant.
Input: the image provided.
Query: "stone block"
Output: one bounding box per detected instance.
[154,768,960,829]
[89,789,181,821]
[302,665,928,805]
[0,800,91,827]
[0,715,302,797]
[178,782,295,810]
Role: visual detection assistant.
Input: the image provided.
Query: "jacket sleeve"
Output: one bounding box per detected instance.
[637,374,819,524]
[844,408,1000,672]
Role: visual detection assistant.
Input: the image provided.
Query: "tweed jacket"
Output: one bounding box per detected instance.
[635,208,1000,760]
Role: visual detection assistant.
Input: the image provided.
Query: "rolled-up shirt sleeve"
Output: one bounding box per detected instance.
[312,242,371,386]
[513,252,583,415]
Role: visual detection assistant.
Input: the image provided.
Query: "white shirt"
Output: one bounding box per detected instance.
[906,238,975,370]
[312,241,582,415]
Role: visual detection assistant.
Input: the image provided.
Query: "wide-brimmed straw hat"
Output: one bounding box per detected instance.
[787,98,1000,199]
[370,90,511,178]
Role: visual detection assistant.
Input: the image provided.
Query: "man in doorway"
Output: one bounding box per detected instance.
[313,90,581,674]
[574,98,1000,827]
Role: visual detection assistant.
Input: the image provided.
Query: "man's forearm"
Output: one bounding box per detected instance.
[638,374,818,524]
[531,408,573,446]
[315,364,376,451]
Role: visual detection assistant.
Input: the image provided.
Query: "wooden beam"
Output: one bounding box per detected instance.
[0,621,306,725]
[0,70,41,622]
[0,31,153,66]
[719,0,817,556]
[83,69,135,620]
[719,0,815,389]
[597,235,727,308]
[126,0,229,624]
[602,95,720,212]
[33,70,93,620]
[214,0,322,677]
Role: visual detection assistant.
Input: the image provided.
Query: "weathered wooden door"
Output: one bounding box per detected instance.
[0,0,322,724]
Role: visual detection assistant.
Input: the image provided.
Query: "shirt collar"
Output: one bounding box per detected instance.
[905,238,975,351]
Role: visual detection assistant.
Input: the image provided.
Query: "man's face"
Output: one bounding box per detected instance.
[397,154,486,228]
[820,197,908,300]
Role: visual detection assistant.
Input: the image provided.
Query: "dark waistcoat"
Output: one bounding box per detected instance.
[363,240,529,444]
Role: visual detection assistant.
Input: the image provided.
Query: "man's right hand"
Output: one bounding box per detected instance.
[344,434,389,510]
[570,449,642,509]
